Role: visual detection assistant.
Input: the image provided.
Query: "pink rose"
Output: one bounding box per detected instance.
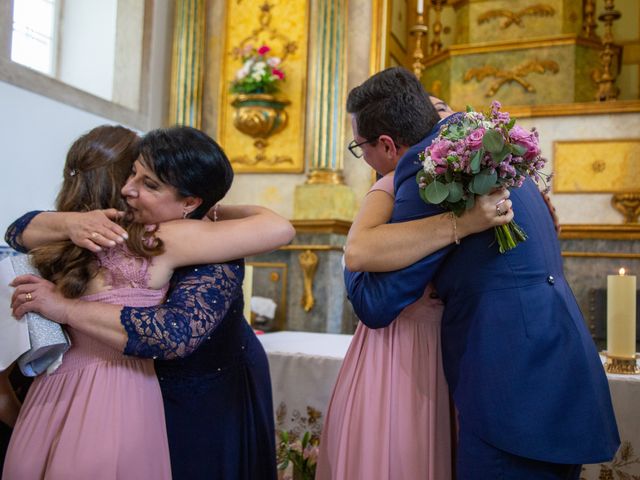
[428,139,452,166]
[271,68,284,80]
[258,45,270,55]
[465,127,485,150]
[509,125,540,160]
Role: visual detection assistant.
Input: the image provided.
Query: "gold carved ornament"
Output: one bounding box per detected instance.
[298,250,319,312]
[611,194,640,224]
[464,59,559,97]
[230,1,298,167]
[477,5,556,29]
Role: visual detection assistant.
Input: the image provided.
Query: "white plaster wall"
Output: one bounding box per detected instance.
[0,81,119,245]
[58,0,118,101]
[518,112,640,224]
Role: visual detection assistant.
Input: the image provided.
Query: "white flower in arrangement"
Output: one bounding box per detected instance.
[236,60,253,80]
[253,61,267,73]
[251,71,263,81]
[266,56,281,67]
[422,155,437,176]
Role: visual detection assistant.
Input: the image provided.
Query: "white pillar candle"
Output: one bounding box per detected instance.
[417,0,424,15]
[243,265,254,324]
[607,268,637,358]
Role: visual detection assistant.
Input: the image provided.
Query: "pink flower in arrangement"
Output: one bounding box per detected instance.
[272,68,285,80]
[465,127,485,150]
[258,45,271,55]
[510,125,540,160]
[428,139,453,165]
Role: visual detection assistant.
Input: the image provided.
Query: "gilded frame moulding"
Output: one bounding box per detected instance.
[218,0,309,173]
[553,139,640,193]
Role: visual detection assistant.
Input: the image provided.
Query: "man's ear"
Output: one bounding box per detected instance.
[378,135,398,156]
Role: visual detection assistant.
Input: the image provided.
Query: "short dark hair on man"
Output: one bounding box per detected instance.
[346,67,440,147]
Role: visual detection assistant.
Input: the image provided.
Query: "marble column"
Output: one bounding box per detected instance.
[293,0,356,221]
[169,0,206,127]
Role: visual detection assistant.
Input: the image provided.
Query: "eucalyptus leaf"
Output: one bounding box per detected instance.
[510,143,527,156]
[445,170,453,182]
[507,118,516,130]
[424,181,449,204]
[419,184,431,204]
[482,129,505,153]
[466,105,475,113]
[470,149,482,173]
[471,169,498,195]
[494,145,511,163]
[465,194,475,210]
[447,182,464,202]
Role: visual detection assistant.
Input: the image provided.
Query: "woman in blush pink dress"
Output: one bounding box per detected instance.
[316,170,512,480]
[4,126,294,479]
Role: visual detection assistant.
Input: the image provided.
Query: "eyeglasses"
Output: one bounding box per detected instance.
[347,138,377,158]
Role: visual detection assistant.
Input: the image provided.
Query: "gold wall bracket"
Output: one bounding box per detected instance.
[298,250,319,312]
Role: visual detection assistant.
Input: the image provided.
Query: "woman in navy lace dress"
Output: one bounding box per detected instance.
[6,126,293,479]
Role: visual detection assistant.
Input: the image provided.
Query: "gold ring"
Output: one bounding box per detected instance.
[25,292,32,301]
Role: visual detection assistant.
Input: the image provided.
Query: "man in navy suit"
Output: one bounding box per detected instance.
[344,67,620,479]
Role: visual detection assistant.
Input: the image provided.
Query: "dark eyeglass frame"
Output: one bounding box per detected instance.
[347,138,378,158]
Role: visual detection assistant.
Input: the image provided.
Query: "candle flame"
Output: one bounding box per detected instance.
[619,268,626,276]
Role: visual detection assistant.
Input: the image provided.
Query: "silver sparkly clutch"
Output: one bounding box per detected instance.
[11,255,71,376]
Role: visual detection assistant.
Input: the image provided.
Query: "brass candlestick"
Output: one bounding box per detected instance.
[410,14,429,78]
[581,0,598,39]
[604,353,640,375]
[594,0,622,101]
[429,0,445,56]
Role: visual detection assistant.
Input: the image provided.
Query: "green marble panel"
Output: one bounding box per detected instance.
[575,45,602,102]
[454,4,470,44]
[422,58,452,102]
[424,44,602,107]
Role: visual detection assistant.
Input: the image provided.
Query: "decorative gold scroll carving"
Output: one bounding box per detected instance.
[477,5,556,29]
[298,250,319,312]
[464,59,559,97]
[612,193,640,224]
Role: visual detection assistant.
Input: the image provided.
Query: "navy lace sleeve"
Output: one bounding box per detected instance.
[121,261,244,360]
[4,211,43,252]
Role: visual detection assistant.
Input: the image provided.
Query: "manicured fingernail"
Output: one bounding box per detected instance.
[122,233,129,239]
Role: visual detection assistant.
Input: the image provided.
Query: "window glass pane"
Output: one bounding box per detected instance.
[11,0,56,75]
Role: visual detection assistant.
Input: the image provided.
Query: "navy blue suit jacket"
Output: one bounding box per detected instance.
[345,115,620,463]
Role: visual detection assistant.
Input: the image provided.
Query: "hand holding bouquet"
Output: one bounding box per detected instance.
[417,101,550,253]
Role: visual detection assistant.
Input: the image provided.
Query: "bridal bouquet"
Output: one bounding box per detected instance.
[417,101,549,253]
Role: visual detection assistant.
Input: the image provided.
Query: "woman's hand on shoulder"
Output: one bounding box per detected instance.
[65,209,128,253]
[456,189,514,238]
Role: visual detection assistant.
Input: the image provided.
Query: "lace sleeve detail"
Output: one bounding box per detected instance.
[121,262,243,360]
[4,211,43,252]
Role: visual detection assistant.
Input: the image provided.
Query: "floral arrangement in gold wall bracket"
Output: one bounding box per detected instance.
[229,1,298,164]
